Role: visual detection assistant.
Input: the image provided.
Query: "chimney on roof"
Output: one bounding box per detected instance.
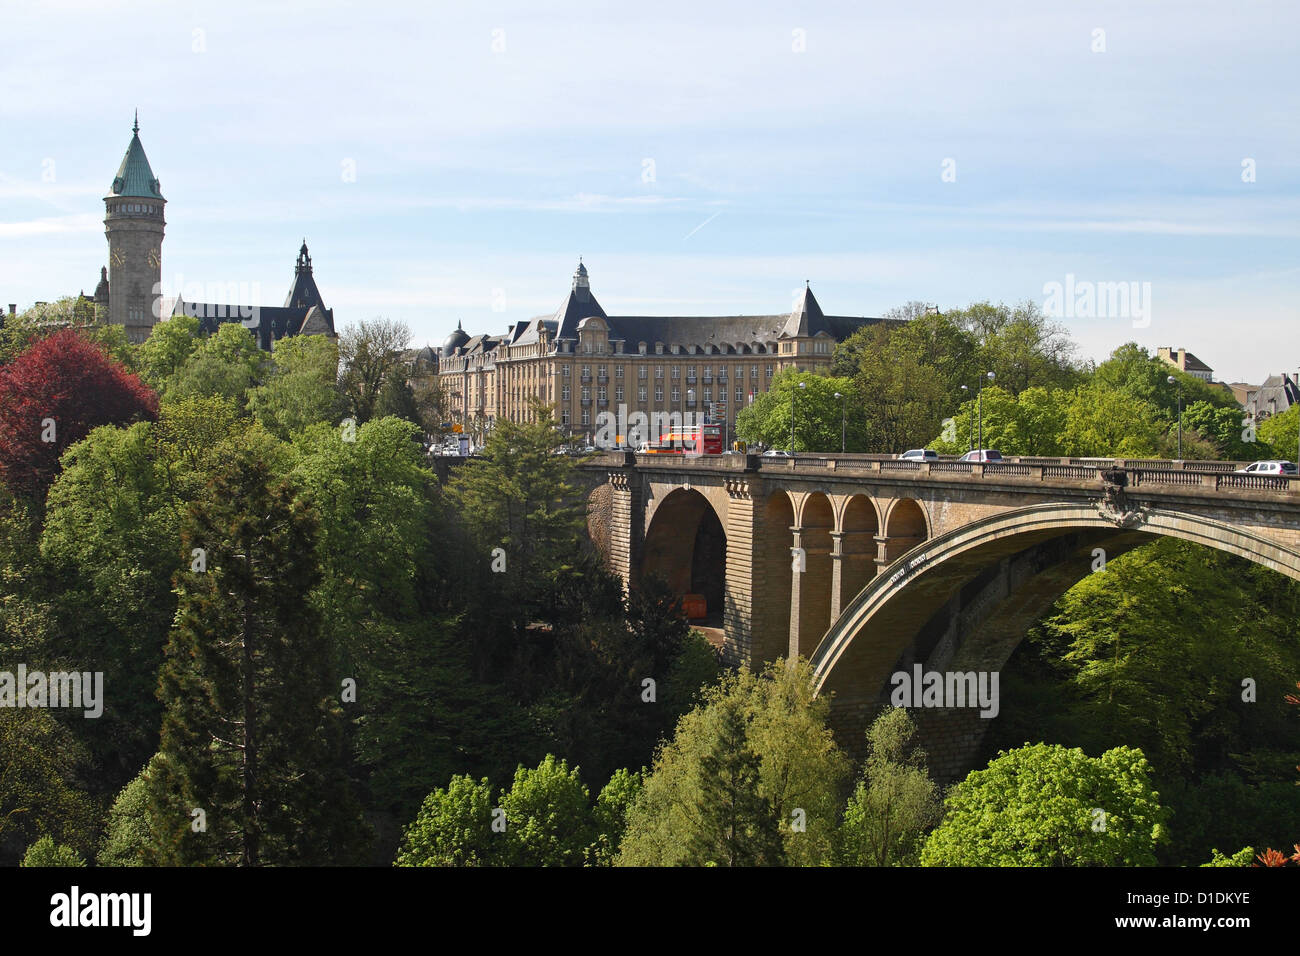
[7,304,14,317]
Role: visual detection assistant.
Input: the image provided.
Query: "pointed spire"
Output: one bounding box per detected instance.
[108,113,164,199]
[783,283,826,338]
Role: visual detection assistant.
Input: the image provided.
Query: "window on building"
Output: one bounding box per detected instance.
[704,387,712,402]
[672,366,680,380]
[638,366,647,379]
[562,410,570,425]
[638,386,647,402]
[655,386,663,402]
[615,385,624,402]
[582,387,590,400]
[582,410,590,426]
[767,364,774,378]
[561,385,570,401]
[655,365,663,379]
[598,386,607,400]
[751,365,758,379]
[672,387,681,402]
[562,365,570,377]
[615,365,623,378]
[736,386,743,402]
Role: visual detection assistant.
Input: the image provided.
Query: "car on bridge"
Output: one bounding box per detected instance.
[959,449,1004,463]
[762,449,791,458]
[1235,460,1298,475]
[899,449,939,461]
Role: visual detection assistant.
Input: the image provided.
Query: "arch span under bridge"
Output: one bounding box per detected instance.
[577,453,1300,779]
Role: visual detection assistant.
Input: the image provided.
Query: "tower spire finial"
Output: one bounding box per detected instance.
[133,109,139,135]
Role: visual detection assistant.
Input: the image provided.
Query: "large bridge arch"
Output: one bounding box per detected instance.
[642,487,728,626]
[810,502,1300,778]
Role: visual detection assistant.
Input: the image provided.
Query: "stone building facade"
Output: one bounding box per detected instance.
[437,261,888,443]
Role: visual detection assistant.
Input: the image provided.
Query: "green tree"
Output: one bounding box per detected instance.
[97,765,155,866]
[686,690,785,866]
[446,401,587,629]
[1061,383,1164,457]
[0,709,97,866]
[499,755,594,866]
[137,313,201,393]
[837,707,940,866]
[337,319,411,424]
[395,775,501,867]
[1259,405,1298,462]
[735,370,861,453]
[374,364,420,426]
[921,743,1167,866]
[617,660,849,866]
[20,835,86,867]
[164,322,263,408]
[146,436,367,866]
[41,421,180,776]
[247,334,341,439]
[1181,400,1256,460]
[589,768,643,866]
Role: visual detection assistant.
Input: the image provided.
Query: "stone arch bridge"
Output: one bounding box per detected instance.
[576,452,1300,779]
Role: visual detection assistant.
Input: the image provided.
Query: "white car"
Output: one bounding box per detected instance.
[762,449,791,458]
[960,449,1004,463]
[1235,460,1298,475]
[899,449,938,461]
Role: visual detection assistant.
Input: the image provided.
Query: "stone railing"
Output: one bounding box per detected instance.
[583,451,1298,497]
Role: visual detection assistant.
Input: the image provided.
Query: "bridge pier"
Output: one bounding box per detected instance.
[606,470,644,593]
[788,526,833,660]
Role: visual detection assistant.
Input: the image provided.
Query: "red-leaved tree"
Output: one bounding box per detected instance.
[0,329,158,495]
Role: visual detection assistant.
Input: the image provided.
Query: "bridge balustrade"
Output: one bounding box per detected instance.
[605,453,1297,496]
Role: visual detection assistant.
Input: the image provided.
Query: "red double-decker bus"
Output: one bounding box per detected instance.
[641,424,723,455]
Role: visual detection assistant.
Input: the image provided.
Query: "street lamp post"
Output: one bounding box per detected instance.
[960,384,972,450]
[977,371,995,453]
[834,391,846,453]
[687,388,696,451]
[1168,375,1183,459]
[791,380,807,454]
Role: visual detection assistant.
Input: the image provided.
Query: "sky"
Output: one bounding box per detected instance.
[1,0,1296,383]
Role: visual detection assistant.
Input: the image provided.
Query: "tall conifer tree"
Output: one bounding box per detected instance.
[146,439,367,865]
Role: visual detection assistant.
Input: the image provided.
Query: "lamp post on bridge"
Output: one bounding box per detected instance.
[791,380,807,455]
[977,371,995,453]
[1168,375,1185,459]
[960,384,973,451]
[834,391,847,453]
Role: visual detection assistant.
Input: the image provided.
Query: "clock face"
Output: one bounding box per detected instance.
[147,248,160,269]
[110,249,125,267]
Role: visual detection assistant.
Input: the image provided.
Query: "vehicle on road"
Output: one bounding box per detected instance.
[959,449,1004,463]
[762,449,791,458]
[1235,460,1298,475]
[899,449,939,461]
[641,424,724,455]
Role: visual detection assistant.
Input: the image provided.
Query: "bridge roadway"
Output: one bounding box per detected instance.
[576,451,1300,777]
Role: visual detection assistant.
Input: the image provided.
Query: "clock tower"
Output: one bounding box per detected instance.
[104,111,166,343]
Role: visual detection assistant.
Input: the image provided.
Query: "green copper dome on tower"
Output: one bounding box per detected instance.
[108,111,165,200]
